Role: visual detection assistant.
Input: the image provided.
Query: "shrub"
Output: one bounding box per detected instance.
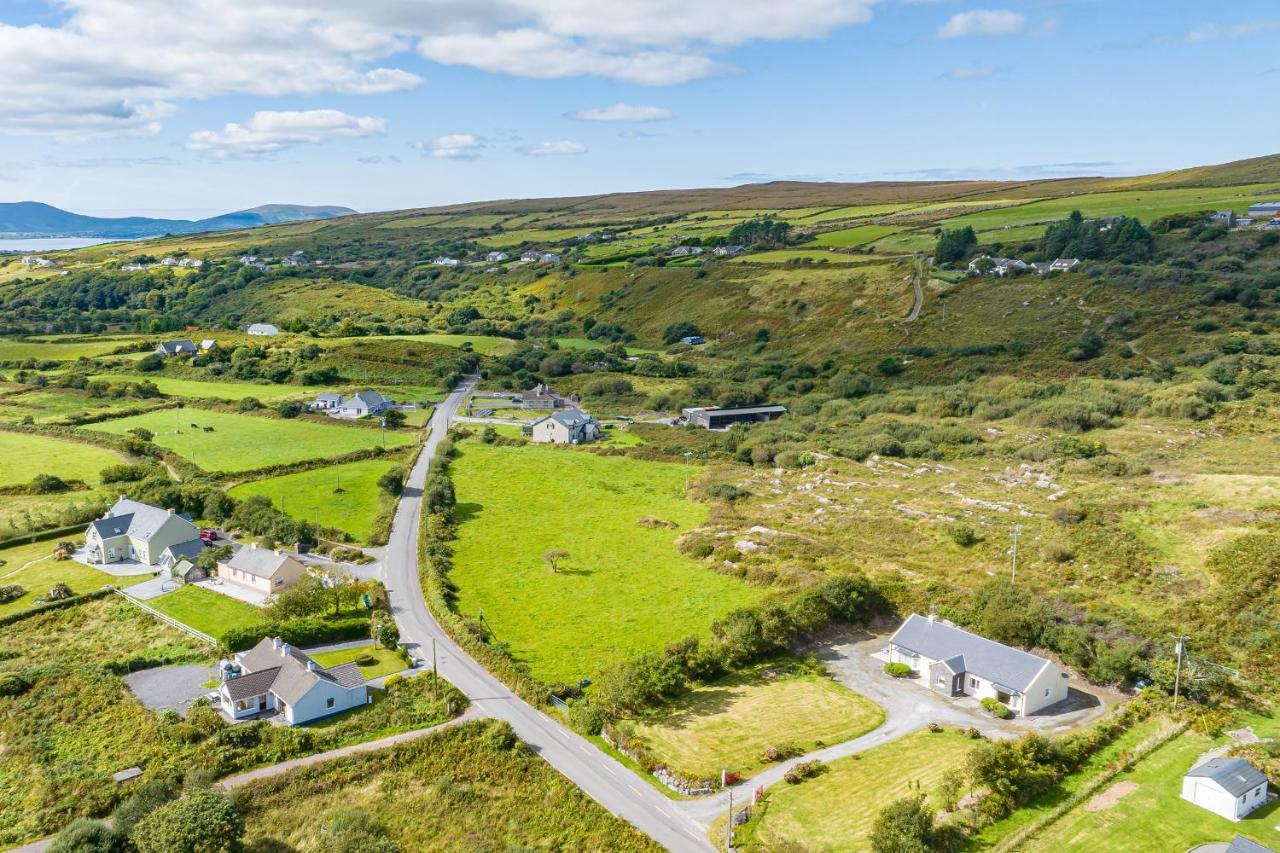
[784,760,826,784]
[48,819,123,853]
[0,584,24,604]
[0,671,30,696]
[383,673,404,690]
[883,662,912,678]
[45,583,73,601]
[705,483,748,502]
[946,523,979,547]
[130,791,244,853]
[761,742,803,762]
[981,697,1013,719]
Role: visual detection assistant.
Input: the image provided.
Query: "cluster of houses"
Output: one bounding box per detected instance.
[19,255,57,268]
[237,251,313,271]
[155,338,217,357]
[508,383,601,444]
[309,389,394,419]
[122,256,203,271]
[967,255,1080,277]
[667,244,747,258]
[1210,203,1280,231]
[432,250,561,268]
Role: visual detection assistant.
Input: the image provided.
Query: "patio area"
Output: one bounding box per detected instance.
[69,547,161,577]
[192,576,269,606]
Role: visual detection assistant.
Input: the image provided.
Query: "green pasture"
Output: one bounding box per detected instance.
[0,540,150,617]
[87,409,414,472]
[229,457,402,543]
[0,336,146,361]
[732,249,868,264]
[0,431,121,487]
[810,224,902,248]
[0,389,144,423]
[477,227,598,247]
[447,441,763,684]
[89,374,304,402]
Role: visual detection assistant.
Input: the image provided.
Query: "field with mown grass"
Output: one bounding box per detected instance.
[736,728,976,851]
[447,440,764,684]
[0,540,150,617]
[0,336,146,361]
[88,373,307,402]
[0,389,146,424]
[86,408,415,471]
[1023,724,1280,853]
[235,719,661,851]
[732,248,868,264]
[147,584,264,638]
[810,224,902,248]
[310,643,404,680]
[229,456,404,543]
[629,662,884,781]
[0,431,121,487]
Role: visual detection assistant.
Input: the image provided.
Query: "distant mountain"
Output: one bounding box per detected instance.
[0,202,357,238]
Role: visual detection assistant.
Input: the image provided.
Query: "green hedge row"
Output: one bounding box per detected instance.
[219,614,370,652]
[0,587,113,628]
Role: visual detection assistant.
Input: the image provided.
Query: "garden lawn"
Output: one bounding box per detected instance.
[448,441,764,684]
[0,431,121,487]
[1024,729,1280,853]
[310,644,404,680]
[147,585,263,638]
[742,728,975,851]
[86,409,415,472]
[0,542,150,617]
[89,374,305,402]
[631,665,884,780]
[229,458,402,543]
[235,719,660,852]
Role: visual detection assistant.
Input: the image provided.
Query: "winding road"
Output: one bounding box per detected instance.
[381,375,713,853]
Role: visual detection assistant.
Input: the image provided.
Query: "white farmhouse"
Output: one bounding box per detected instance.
[886,613,1069,716]
[84,498,202,567]
[433,256,460,267]
[1181,758,1270,822]
[218,637,367,725]
[485,251,508,262]
[246,323,279,336]
[337,390,393,419]
[529,408,601,445]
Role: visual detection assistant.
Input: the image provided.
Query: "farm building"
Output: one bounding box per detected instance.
[1210,210,1238,228]
[518,383,579,410]
[154,339,197,357]
[885,613,1069,716]
[216,545,306,594]
[528,408,601,445]
[85,498,202,567]
[1246,202,1280,217]
[1181,758,1270,822]
[681,404,787,430]
[246,323,279,336]
[218,637,367,725]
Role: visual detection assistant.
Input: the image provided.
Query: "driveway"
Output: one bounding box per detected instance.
[69,549,159,577]
[815,630,1115,738]
[125,664,215,716]
[121,575,180,601]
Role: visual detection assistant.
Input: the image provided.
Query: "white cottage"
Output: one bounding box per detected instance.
[219,637,367,725]
[1181,758,1270,822]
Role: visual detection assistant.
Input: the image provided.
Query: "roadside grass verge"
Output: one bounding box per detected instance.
[86,409,414,472]
[629,661,884,781]
[447,441,764,684]
[147,585,263,637]
[234,719,661,852]
[738,728,975,851]
[310,644,405,680]
[228,457,403,543]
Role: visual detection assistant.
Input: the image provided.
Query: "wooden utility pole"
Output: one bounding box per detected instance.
[1011,524,1021,583]
[432,637,438,702]
[726,786,734,852]
[1173,635,1189,708]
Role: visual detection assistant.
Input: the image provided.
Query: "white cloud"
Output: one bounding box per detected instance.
[938,9,1026,38]
[417,134,485,159]
[566,103,673,122]
[0,0,882,136]
[1186,19,1280,42]
[944,65,996,80]
[185,110,386,157]
[523,140,588,156]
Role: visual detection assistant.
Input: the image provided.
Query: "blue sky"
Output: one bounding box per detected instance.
[1,0,1277,218]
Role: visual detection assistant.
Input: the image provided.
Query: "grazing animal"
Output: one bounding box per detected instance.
[203,426,214,432]
[190,423,199,428]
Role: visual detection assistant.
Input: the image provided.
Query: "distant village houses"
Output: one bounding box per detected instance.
[518,383,579,410]
[246,323,279,336]
[19,256,55,268]
[280,251,308,267]
[712,245,746,257]
[485,251,508,262]
[155,339,198,357]
[669,246,704,257]
[433,256,459,267]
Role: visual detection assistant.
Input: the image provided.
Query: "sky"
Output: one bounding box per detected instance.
[0,0,1278,219]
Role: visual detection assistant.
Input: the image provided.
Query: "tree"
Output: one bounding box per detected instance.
[111,778,180,837]
[49,819,123,853]
[370,610,399,649]
[130,791,244,853]
[377,466,405,496]
[662,322,701,346]
[870,795,935,853]
[934,227,978,265]
[383,408,406,428]
[542,548,569,573]
[136,353,164,372]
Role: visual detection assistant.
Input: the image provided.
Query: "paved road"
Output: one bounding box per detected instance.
[381,375,712,853]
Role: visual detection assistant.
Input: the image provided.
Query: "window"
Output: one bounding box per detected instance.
[275,577,285,586]
[1044,688,1050,697]
[326,697,335,709]
[969,677,978,690]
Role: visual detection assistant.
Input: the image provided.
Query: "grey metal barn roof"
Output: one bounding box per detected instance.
[889,614,1052,693]
[1185,758,1268,797]
[703,405,788,417]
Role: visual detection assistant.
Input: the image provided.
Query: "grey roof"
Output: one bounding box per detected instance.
[937,654,966,674]
[225,547,295,579]
[236,636,367,705]
[1226,836,1275,853]
[161,539,205,561]
[246,323,279,334]
[1247,202,1280,212]
[157,339,196,353]
[889,614,1054,693]
[325,662,365,689]
[315,392,343,402]
[1185,758,1268,797]
[702,405,788,417]
[548,408,595,428]
[241,636,312,671]
[223,666,282,701]
[344,390,391,409]
[92,498,198,543]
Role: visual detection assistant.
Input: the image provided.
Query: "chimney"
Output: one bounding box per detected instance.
[167,508,174,514]
[280,643,292,658]
[306,660,316,672]
[272,637,282,649]
[250,542,258,550]
[927,612,937,623]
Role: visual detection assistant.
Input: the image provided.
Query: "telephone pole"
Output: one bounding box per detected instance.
[726,785,734,852]
[1011,524,1021,583]
[431,637,438,702]
[1173,635,1189,708]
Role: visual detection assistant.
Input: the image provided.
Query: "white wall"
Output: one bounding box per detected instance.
[285,680,367,724]
[1023,661,1070,715]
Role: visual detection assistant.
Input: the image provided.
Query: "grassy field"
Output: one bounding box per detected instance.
[147,584,264,637]
[229,457,402,542]
[235,719,660,851]
[0,336,145,361]
[0,389,145,424]
[448,441,764,684]
[732,248,869,264]
[1025,729,1280,853]
[87,409,415,471]
[810,224,902,248]
[0,541,151,616]
[0,431,121,487]
[740,728,976,851]
[310,643,404,680]
[631,665,884,780]
[89,374,306,402]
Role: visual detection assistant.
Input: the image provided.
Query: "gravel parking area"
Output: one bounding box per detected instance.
[124,664,215,716]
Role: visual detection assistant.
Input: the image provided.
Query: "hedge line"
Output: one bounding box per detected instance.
[0,522,90,551]
[0,587,113,628]
[219,614,370,652]
[218,445,404,486]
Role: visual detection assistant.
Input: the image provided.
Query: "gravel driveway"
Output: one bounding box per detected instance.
[125,664,215,716]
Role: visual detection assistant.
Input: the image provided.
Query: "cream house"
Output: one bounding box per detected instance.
[886,613,1069,716]
[217,545,306,594]
[84,498,202,567]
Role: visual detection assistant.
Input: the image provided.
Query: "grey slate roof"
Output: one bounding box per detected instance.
[161,539,205,562]
[157,340,196,354]
[889,614,1053,693]
[1185,758,1268,797]
[548,408,595,428]
[702,405,789,417]
[92,498,197,542]
[325,662,365,689]
[343,390,391,410]
[225,547,293,579]
[223,666,282,701]
[1226,836,1276,853]
[236,637,367,706]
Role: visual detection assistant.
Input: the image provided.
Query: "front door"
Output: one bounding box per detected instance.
[258,696,267,711]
